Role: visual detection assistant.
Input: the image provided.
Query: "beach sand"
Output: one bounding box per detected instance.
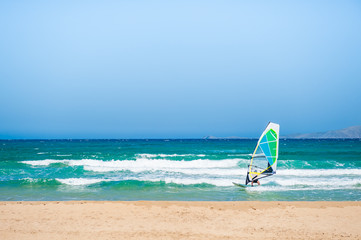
[0,201,360,239]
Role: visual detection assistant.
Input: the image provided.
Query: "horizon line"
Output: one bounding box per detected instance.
[0,137,360,141]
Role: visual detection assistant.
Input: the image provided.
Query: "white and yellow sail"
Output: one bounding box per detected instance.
[246,122,280,185]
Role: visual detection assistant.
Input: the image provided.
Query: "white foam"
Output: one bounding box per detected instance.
[20,159,361,190]
[136,153,206,158]
[138,177,238,186]
[21,158,243,176]
[55,177,239,187]
[90,166,242,176]
[247,185,361,192]
[22,160,60,166]
[269,177,361,187]
[21,159,361,177]
[278,169,361,177]
[55,178,111,186]
[54,175,361,188]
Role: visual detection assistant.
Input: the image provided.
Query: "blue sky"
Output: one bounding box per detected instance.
[1,0,361,138]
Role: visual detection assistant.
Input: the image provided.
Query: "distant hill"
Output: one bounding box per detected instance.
[284,125,361,139]
[203,125,361,140]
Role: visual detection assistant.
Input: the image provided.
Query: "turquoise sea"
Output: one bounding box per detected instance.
[0,139,360,201]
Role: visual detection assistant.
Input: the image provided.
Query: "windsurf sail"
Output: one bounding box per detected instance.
[246,122,280,185]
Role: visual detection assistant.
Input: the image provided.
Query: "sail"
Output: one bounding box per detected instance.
[246,122,280,185]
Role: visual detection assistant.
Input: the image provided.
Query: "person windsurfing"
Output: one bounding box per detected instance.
[233,123,280,188]
[250,170,260,186]
[251,177,260,186]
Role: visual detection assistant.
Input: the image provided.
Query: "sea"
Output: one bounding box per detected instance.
[0,139,360,201]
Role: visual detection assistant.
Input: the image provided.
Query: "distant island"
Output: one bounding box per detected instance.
[203,125,361,139]
[284,125,361,139]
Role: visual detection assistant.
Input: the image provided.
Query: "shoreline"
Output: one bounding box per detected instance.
[1,201,360,239]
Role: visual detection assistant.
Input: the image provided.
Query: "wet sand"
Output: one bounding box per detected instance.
[0,201,360,239]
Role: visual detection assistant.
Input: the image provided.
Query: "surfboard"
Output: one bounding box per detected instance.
[232,182,247,188]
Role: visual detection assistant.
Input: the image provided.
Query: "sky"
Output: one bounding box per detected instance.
[0,0,361,139]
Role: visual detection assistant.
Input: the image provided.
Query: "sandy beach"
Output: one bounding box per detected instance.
[0,201,360,240]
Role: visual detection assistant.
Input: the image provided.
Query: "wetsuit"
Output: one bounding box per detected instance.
[251,178,259,185]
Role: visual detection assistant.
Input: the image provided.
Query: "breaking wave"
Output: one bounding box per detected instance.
[21,158,244,176]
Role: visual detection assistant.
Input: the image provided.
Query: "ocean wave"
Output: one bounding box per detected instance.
[0,178,111,186]
[0,178,61,186]
[268,177,361,187]
[277,169,361,176]
[3,175,361,189]
[228,154,252,157]
[22,176,361,188]
[246,185,361,192]
[55,178,112,186]
[54,177,239,187]
[21,159,63,166]
[21,159,361,177]
[147,177,238,186]
[21,158,244,176]
[136,153,206,158]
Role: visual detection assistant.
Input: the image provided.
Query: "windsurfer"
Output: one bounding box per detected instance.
[251,178,260,186]
[250,170,261,186]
